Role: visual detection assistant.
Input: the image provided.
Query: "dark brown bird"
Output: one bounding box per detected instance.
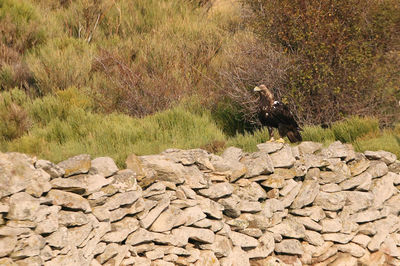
[254,84,302,143]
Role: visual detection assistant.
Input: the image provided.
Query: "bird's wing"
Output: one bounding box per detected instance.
[269,102,300,128]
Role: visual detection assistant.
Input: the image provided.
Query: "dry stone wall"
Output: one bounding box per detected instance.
[1,141,400,265]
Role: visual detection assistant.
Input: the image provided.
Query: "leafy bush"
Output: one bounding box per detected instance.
[243,0,400,125]
[0,0,46,52]
[0,88,31,140]
[2,90,226,166]
[302,116,380,143]
[0,0,46,90]
[27,38,93,95]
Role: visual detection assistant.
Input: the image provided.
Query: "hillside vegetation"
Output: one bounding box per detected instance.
[0,0,399,166]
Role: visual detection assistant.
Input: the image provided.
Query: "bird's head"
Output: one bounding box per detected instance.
[254,84,274,103]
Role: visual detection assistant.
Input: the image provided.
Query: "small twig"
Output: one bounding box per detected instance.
[87,14,100,43]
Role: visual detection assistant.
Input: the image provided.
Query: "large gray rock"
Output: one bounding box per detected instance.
[304,230,324,246]
[367,161,389,178]
[35,208,59,234]
[162,148,213,170]
[342,191,374,213]
[102,217,139,242]
[150,206,184,232]
[211,154,247,183]
[290,206,326,222]
[365,150,397,165]
[198,197,224,220]
[229,231,258,248]
[233,180,267,201]
[126,228,156,246]
[7,192,40,221]
[350,209,382,223]
[57,154,91,177]
[0,153,50,198]
[11,235,45,259]
[281,181,302,208]
[0,236,17,257]
[198,183,233,199]
[218,195,241,218]
[348,156,370,176]
[172,226,215,244]
[291,180,320,209]
[295,216,322,232]
[45,226,68,249]
[247,233,275,259]
[199,235,232,258]
[320,218,342,233]
[371,173,397,208]
[50,177,87,194]
[351,234,371,248]
[314,191,346,211]
[47,189,91,213]
[268,219,306,239]
[125,153,146,180]
[140,197,170,229]
[337,243,366,258]
[261,175,285,189]
[340,171,372,191]
[140,155,207,188]
[280,179,298,196]
[257,142,283,153]
[321,141,354,159]
[89,157,118,177]
[389,160,400,174]
[270,146,296,168]
[274,239,303,255]
[298,142,322,155]
[323,233,355,244]
[58,210,90,226]
[241,151,274,177]
[35,159,65,178]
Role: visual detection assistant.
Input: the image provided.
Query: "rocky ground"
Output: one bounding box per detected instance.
[1,141,400,265]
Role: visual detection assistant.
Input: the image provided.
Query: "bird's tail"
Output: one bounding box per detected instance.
[287,129,302,143]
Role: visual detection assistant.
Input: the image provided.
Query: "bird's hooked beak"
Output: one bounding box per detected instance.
[254,86,261,92]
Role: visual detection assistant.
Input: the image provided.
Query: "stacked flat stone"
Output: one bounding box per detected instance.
[0,141,400,265]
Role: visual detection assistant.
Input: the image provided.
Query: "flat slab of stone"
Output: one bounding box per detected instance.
[257,142,284,153]
[197,182,233,199]
[89,157,118,177]
[270,146,296,168]
[365,150,397,165]
[47,189,91,213]
[57,154,91,177]
[291,180,320,209]
[268,220,306,239]
[7,192,40,221]
[275,239,303,255]
[314,192,346,211]
[241,152,274,177]
[229,231,258,248]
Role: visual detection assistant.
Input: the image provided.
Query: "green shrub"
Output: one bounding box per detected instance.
[28,86,93,125]
[226,128,270,152]
[301,126,335,144]
[354,130,400,158]
[0,0,46,90]
[0,88,31,140]
[0,0,46,52]
[27,38,93,95]
[3,92,225,166]
[331,116,379,143]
